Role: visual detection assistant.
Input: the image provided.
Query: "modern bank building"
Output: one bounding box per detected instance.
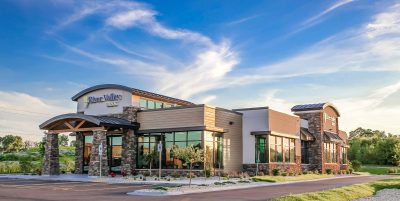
[39,84,349,176]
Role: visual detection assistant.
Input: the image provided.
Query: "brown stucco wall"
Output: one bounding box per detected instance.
[268,109,300,136]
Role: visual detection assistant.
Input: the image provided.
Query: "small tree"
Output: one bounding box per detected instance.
[173,145,204,187]
[143,151,158,176]
[58,134,69,146]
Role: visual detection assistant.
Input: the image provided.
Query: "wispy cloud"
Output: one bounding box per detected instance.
[283,0,355,38]
[226,14,263,26]
[0,91,73,141]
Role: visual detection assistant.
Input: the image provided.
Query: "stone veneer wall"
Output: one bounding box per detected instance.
[121,129,136,176]
[88,130,108,176]
[296,112,324,171]
[74,132,84,174]
[42,134,60,175]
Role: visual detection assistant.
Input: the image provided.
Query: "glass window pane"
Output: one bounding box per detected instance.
[290,147,295,163]
[165,132,174,141]
[283,138,289,147]
[277,145,283,162]
[188,131,202,141]
[188,141,201,148]
[175,132,187,141]
[139,98,147,108]
[84,136,93,143]
[143,136,149,142]
[270,145,276,162]
[112,146,122,158]
[164,104,171,108]
[149,136,156,143]
[147,101,155,109]
[270,136,276,144]
[174,141,186,149]
[112,137,122,145]
[276,137,282,145]
[155,102,162,109]
[284,146,290,162]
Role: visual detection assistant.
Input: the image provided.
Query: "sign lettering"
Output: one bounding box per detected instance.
[84,93,123,108]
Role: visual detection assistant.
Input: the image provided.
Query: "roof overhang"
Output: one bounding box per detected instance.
[300,128,315,141]
[39,113,139,133]
[250,130,300,139]
[323,131,343,143]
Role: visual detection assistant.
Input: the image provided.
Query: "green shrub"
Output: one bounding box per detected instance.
[351,160,362,171]
[281,172,288,176]
[272,168,280,176]
[223,181,236,185]
[214,182,225,185]
[0,161,21,173]
[325,169,333,175]
[302,171,308,175]
[388,168,397,174]
[205,168,212,178]
[349,168,354,174]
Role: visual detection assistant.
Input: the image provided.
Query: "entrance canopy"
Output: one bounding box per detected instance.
[39,113,139,133]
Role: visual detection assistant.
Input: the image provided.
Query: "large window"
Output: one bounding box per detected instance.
[83,135,93,173]
[269,135,296,163]
[139,98,175,110]
[108,136,122,172]
[324,142,337,163]
[137,131,202,169]
[255,137,267,163]
[341,146,347,164]
[301,141,311,164]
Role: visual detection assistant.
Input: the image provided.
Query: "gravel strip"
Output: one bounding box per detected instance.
[354,189,400,201]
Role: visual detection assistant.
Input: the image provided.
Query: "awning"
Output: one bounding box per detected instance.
[300,128,315,141]
[323,131,343,143]
[39,113,139,133]
[250,131,300,139]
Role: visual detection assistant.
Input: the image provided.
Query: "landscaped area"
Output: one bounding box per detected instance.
[272,177,400,201]
[357,165,400,175]
[252,173,335,183]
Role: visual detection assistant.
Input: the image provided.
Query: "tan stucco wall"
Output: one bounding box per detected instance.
[215,108,243,172]
[137,106,205,130]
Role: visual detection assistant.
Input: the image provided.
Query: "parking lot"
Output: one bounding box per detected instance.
[0,175,392,201]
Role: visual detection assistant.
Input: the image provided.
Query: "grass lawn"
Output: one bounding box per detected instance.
[358,165,400,175]
[252,174,335,183]
[271,177,400,201]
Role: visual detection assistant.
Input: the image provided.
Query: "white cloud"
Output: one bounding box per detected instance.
[333,81,400,134]
[105,9,155,29]
[302,0,355,27]
[226,14,263,26]
[0,91,73,141]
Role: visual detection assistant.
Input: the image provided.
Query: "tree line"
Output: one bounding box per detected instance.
[0,134,73,153]
[348,127,400,166]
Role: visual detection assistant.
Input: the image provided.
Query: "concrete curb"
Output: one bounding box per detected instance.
[126,175,374,196]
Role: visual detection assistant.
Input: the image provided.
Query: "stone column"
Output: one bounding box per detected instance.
[42,133,60,175]
[88,130,108,176]
[74,132,84,174]
[122,106,140,122]
[121,129,136,176]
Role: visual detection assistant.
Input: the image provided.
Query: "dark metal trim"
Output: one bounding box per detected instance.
[233,106,269,111]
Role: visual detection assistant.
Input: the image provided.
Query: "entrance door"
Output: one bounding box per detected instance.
[83,135,93,174]
[107,136,122,174]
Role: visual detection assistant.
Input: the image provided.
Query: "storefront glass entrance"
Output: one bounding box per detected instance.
[108,136,122,173]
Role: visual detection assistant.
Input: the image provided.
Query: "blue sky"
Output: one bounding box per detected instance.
[0,0,399,141]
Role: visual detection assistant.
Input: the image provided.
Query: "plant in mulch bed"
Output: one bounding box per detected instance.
[238,180,251,183]
[152,186,169,191]
[198,184,209,187]
[272,168,280,176]
[325,169,333,175]
[222,181,236,185]
[121,172,127,177]
[214,182,226,185]
[172,145,204,187]
[110,172,117,177]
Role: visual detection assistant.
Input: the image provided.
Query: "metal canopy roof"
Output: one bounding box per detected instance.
[39,113,138,130]
[323,131,343,143]
[291,102,340,116]
[300,128,315,141]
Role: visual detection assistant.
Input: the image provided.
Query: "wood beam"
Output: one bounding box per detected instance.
[47,127,105,134]
[64,122,74,130]
[75,120,86,129]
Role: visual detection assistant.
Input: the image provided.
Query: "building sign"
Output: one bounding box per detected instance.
[84,93,123,108]
[324,113,336,126]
